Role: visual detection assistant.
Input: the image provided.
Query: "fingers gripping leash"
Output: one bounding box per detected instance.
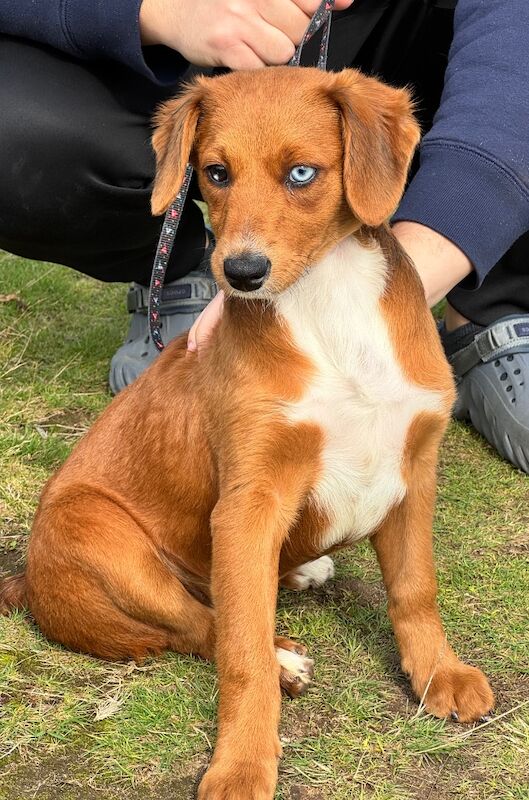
[288,0,335,69]
[148,0,337,350]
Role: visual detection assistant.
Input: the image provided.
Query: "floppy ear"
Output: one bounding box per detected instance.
[150,81,205,216]
[328,70,420,227]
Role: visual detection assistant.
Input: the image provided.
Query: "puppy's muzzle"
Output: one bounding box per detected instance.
[223,253,271,293]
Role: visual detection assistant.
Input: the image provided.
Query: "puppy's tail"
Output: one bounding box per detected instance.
[0,573,28,615]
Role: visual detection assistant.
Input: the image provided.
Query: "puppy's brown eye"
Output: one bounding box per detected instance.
[206,164,229,186]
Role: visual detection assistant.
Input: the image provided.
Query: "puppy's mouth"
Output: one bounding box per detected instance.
[224,284,275,302]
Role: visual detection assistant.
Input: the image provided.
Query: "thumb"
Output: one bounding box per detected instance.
[187,290,225,353]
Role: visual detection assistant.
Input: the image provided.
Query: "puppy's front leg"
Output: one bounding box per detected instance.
[198,488,295,800]
[371,416,494,723]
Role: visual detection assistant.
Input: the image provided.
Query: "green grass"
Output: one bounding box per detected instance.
[1,251,528,799]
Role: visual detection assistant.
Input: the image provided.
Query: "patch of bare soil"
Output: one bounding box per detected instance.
[0,752,210,800]
[402,752,528,800]
[288,786,325,800]
[0,544,25,577]
[27,408,95,443]
[332,576,386,608]
[400,671,529,800]
[493,672,529,709]
[38,409,90,426]
[499,530,529,556]
[282,701,344,743]
[0,293,27,310]
[0,500,30,575]
[471,529,529,558]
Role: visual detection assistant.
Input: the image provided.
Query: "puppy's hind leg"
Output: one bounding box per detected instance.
[277,557,335,695]
[275,637,314,698]
[26,487,215,662]
[280,555,335,591]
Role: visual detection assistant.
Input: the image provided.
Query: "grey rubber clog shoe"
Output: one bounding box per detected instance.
[447,315,529,473]
[109,269,217,395]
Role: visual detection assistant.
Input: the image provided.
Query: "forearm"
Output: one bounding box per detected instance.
[0,0,186,84]
[393,0,529,284]
[392,221,473,308]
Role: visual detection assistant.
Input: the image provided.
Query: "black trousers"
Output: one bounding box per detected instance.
[1,0,528,325]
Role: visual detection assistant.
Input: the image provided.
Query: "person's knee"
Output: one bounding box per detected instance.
[0,37,204,283]
[1,95,152,240]
[0,37,157,271]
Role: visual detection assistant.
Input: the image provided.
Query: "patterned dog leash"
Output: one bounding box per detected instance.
[148,0,336,351]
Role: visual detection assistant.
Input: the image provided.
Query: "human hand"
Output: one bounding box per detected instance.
[140,0,354,69]
[187,289,225,353]
[392,221,473,307]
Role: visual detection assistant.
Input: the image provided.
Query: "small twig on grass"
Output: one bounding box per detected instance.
[0,294,27,310]
[352,749,367,782]
[423,759,448,800]
[192,725,212,749]
[21,265,58,291]
[413,698,529,755]
[93,679,127,722]
[51,353,81,383]
[0,742,21,763]
[0,327,35,380]
[91,662,144,721]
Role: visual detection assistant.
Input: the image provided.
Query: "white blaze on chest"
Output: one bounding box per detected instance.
[275,236,443,547]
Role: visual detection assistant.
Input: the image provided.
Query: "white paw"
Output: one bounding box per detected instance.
[276,647,314,697]
[285,556,335,591]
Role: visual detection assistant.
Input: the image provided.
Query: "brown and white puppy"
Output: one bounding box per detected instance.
[1,67,494,799]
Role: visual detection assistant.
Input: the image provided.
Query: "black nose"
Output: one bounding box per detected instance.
[223,253,271,292]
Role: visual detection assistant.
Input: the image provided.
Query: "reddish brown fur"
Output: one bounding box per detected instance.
[0,574,27,614]
[1,67,493,798]
[378,225,456,400]
[371,411,493,723]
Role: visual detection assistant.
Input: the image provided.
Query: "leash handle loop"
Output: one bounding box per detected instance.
[289,0,335,69]
[148,0,335,350]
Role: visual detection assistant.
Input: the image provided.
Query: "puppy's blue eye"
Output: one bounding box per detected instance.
[206,164,229,186]
[288,165,317,185]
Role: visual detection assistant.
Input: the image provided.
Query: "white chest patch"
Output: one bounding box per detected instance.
[275,236,443,549]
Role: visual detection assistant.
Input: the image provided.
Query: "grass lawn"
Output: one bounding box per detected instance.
[1,250,528,800]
